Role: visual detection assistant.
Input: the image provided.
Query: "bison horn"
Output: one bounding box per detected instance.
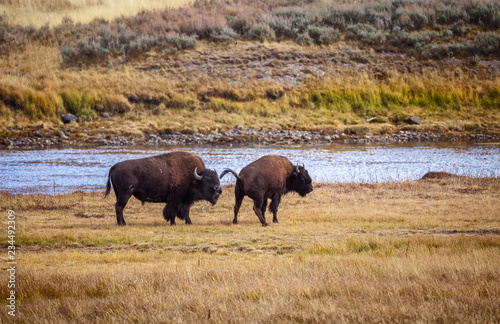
[295,165,300,174]
[194,167,203,180]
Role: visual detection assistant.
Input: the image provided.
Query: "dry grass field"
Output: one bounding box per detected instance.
[1,0,193,27]
[1,176,499,323]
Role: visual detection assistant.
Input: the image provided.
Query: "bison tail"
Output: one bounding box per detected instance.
[104,165,115,197]
[220,169,241,181]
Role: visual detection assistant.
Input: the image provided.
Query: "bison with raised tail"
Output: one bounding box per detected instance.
[105,152,221,226]
[220,155,313,226]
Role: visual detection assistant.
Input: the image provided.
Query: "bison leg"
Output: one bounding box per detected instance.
[261,199,268,220]
[163,200,182,225]
[115,194,131,226]
[178,204,192,225]
[232,185,245,224]
[252,197,268,227]
[269,194,282,223]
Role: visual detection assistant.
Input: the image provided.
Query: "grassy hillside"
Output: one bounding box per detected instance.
[1,177,499,322]
[0,0,499,140]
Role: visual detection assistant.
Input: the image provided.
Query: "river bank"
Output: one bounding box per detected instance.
[2,125,499,149]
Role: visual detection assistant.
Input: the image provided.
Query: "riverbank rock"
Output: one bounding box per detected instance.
[1,127,499,149]
[420,171,463,180]
[59,130,69,139]
[61,114,78,124]
[404,117,421,125]
[367,116,389,123]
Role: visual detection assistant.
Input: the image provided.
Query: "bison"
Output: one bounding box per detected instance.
[220,155,313,226]
[105,151,221,226]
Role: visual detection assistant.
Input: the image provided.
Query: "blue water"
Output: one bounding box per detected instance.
[1,143,499,194]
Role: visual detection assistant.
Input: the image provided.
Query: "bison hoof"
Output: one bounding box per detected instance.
[117,222,126,226]
[262,222,269,227]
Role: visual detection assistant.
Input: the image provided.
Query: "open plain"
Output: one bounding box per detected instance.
[1,176,499,323]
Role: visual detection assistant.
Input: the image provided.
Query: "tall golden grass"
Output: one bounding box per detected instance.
[1,177,499,322]
[1,0,193,27]
[1,41,498,138]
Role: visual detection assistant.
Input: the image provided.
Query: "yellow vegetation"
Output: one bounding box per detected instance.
[1,41,499,138]
[1,177,499,322]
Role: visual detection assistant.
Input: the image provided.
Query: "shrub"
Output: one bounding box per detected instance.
[431,7,468,25]
[450,20,470,36]
[465,2,500,29]
[421,33,500,59]
[346,23,388,45]
[60,45,75,63]
[62,26,196,64]
[247,24,273,42]
[306,26,340,45]
[273,8,309,19]
[165,34,197,50]
[296,31,313,45]
[421,42,470,60]
[391,28,441,48]
[471,33,500,58]
[229,17,252,35]
[178,14,228,40]
[267,14,312,41]
[407,11,429,30]
[306,26,321,43]
[209,26,238,43]
[0,15,30,55]
[322,9,366,31]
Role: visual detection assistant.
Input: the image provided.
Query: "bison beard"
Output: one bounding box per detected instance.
[220,155,313,226]
[105,152,221,226]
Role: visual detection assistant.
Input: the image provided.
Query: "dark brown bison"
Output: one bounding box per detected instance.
[105,152,221,226]
[220,155,313,226]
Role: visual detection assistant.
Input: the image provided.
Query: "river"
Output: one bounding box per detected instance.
[1,142,499,194]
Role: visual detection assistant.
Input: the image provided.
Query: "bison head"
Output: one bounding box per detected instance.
[289,165,313,197]
[193,168,222,205]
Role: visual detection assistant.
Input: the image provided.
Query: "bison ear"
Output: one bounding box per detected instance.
[194,167,203,181]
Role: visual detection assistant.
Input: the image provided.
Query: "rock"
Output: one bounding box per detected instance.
[404,117,421,125]
[367,116,389,123]
[59,130,69,139]
[421,172,463,180]
[61,113,78,124]
[33,131,43,138]
[101,113,110,118]
[96,140,108,146]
